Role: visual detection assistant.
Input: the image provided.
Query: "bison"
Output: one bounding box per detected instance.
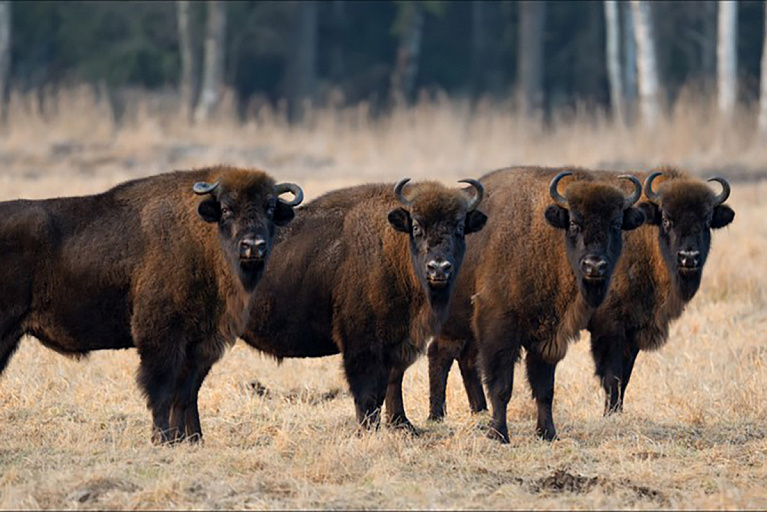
[424,167,646,442]
[242,178,487,431]
[589,167,735,413]
[0,165,303,444]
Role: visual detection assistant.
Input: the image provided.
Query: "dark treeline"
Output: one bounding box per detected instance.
[4,1,767,122]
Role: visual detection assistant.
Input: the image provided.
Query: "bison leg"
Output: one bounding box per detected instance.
[591,332,625,415]
[457,340,487,414]
[344,350,388,429]
[427,336,459,421]
[618,344,640,412]
[182,364,212,443]
[526,349,557,441]
[137,348,185,446]
[0,326,22,375]
[384,365,419,434]
[480,345,518,444]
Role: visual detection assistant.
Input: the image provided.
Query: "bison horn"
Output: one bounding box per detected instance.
[707,176,731,206]
[193,181,219,196]
[394,178,413,206]
[458,179,485,211]
[275,183,304,207]
[618,174,643,208]
[643,171,663,204]
[548,171,572,209]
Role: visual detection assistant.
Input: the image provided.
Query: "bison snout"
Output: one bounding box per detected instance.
[426,259,453,283]
[581,255,608,280]
[677,250,701,270]
[239,238,267,260]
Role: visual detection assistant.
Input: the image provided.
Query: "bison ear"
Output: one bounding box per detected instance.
[637,201,660,225]
[198,199,221,223]
[387,207,411,233]
[465,210,488,234]
[273,201,296,227]
[711,204,735,229]
[622,207,646,231]
[544,204,569,230]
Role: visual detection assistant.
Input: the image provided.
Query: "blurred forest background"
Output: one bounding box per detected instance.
[1,0,767,183]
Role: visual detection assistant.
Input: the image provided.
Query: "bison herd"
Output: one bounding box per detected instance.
[0,164,734,445]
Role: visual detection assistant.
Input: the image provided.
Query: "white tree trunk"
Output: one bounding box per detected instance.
[194,1,226,123]
[631,0,660,130]
[518,0,546,117]
[718,1,738,127]
[758,3,767,135]
[0,1,10,123]
[176,0,196,122]
[604,0,624,125]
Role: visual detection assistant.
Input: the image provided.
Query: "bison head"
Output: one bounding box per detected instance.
[193,172,303,292]
[639,171,734,301]
[387,178,487,313]
[545,172,646,308]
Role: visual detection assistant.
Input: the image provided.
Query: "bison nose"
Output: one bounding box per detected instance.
[677,250,701,269]
[239,238,267,260]
[426,259,453,281]
[581,255,608,279]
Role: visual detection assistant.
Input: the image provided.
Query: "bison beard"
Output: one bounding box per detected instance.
[242,178,486,432]
[0,166,302,445]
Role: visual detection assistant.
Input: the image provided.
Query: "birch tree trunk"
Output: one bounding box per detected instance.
[286,0,318,123]
[631,0,660,130]
[622,1,637,125]
[0,1,10,124]
[518,0,546,117]
[717,1,738,128]
[194,1,226,123]
[758,3,767,136]
[604,0,624,125]
[390,3,424,106]
[176,0,196,122]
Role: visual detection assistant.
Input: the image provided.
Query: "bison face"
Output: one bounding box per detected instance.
[194,178,303,292]
[545,172,645,308]
[388,179,487,315]
[639,173,734,301]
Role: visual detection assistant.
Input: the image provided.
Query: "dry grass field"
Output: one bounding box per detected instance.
[0,88,766,509]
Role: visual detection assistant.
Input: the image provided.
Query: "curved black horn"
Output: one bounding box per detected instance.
[458,179,485,211]
[643,171,663,204]
[618,174,643,208]
[548,171,572,208]
[707,176,731,206]
[193,181,219,195]
[394,178,412,206]
[275,183,304,207]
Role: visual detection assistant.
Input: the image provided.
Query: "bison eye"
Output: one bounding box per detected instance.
[611,220,622,232]
[221,206,234,220]
[456,222,465,237]
[266,206,275,218]
[662,217,673,231]
[412,222,424,238]
[569,220,581,233]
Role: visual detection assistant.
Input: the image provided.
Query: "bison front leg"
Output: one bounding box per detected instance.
[0,324,22,375]
[618,343,640,412]
[526,349,558,441]
[427,336,460,421]
[136,345,185,445]
[343,350,388,430]
[384,365,420,435]
[590,332,625,415]
[457,340,487,414]
[479,343,518,444]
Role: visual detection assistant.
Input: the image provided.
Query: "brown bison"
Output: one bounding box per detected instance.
[589,167,734,413]
[0,165,303,444]
[425,167,646,442]
[242,178,487,430]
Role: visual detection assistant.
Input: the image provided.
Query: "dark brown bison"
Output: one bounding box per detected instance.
[0,165,302,444]
[589,167,734,413]
[242,178,487,430]
[425,167,646,442]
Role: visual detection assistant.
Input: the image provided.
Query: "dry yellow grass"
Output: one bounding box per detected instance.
[0,88,765,509]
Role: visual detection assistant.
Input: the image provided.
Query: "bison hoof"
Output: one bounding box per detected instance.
[536,425,557,442]
[388,416,421,436]
[427,411,446,423]
[486,425,510,444]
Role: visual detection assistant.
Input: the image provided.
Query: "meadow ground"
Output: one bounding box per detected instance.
[0,89,766,509]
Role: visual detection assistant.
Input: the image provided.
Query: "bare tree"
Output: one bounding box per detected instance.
[390,2,424,106]
[605,0,624,125]
[518,1,546,117]
[717,1,737,128]
[631,0,660,130]
[194,1,226,123]
[470,1,487,96]
[759,3,767,136]
[0,1,10,124]
[286,1,318,123]
[622,1,637,125]
[177,1,196,122]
